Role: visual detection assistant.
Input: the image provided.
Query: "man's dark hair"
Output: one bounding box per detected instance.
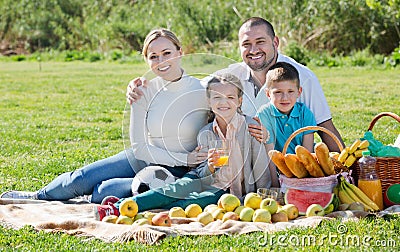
[240,17,275,38]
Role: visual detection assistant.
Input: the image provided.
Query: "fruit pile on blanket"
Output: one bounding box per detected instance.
[99,188,373,226]
[99,140,386,226]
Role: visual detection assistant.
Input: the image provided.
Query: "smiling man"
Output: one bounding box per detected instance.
[219,17,344,152]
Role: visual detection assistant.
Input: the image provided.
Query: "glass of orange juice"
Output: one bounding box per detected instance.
[211,139,230,169]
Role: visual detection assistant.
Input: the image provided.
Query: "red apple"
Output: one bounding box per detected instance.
[151,212,172,227]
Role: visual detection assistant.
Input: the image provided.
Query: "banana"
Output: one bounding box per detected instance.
[342,179,380,211]
[340,181,374,211]
[338,147,350,163]
[354,148,367,158]
[344,154,356,167]
[348,139,361,154]
[358,140,369,150]
[338,184,355,205]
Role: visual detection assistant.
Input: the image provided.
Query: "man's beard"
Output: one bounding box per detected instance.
[247,46,276,72]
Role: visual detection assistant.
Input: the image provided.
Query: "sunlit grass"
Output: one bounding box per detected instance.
[0,61,399,251]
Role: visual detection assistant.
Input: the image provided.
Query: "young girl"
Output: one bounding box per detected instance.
[95,73,277,220]
[1,29,208,203]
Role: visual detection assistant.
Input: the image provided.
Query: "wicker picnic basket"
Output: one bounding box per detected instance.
[352,112,400,195]
[279,126,345,193]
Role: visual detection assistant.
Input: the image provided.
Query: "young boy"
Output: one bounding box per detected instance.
[256,62,317,154]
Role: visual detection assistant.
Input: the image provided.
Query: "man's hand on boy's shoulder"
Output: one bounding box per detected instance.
[248,117,269,144]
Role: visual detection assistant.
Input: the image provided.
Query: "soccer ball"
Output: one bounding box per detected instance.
[131,166,176,195]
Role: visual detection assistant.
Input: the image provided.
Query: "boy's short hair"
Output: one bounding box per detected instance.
[266,62,300,89]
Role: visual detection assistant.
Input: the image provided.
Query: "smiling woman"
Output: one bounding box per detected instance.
[0,28,209,204]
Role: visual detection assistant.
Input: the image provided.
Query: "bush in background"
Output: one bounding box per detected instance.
[1,0,399,67]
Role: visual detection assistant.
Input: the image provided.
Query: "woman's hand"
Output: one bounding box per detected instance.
[187,146,208,168]
[248,117,270,143]
[126,77,148,105]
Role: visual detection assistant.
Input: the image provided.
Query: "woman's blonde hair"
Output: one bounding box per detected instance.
[142,28,181,58]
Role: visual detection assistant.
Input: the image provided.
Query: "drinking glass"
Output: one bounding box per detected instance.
[210,139,230,169]
[257,188,279,200]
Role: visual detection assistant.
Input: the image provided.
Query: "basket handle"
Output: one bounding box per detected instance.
[282,126,344,155]
[368,112,400,131]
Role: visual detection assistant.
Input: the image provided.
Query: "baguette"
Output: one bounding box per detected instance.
[268,150,294,178]
[295,145,325,177]
[314,142,335,175]
[284,153,309,178]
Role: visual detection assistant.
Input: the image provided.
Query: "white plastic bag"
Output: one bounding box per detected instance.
[279,174,339,194]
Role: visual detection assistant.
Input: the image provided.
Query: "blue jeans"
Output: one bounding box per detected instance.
[36,149,191,203]
[115,177,227,211]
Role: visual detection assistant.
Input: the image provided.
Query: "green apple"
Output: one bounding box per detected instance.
[204,204,218,213]
[244,192,262,209]
[212,208,226,220]
[133,213,145,221]
[185,204,202,218]
[281,204,299,220]
[218,193,241,212]
[102,214,118,224]
[169,206,186,217]
[116,215,134,225]
[233,205,245,215]
[197,211,214,225]
[260,198,278,214]
[222,212,239,222]
[134,218,150,225]
[252,209,271,223]
[239,207,254,222]
[143,211,156,222]
[306,204,325,217]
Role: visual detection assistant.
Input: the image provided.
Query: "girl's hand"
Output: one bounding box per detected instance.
[187,146,208,167]
[126,77,148,104]
[207,148,220,173]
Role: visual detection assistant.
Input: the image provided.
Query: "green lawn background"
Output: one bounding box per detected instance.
[0,61,399,251]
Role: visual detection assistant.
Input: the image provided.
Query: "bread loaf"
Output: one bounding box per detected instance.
[295,145,325,177]
[284,154,309,178]
[268,150,294,178]
[314,142,335,175]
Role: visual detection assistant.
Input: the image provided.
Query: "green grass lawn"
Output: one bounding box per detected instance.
[0,61,399,251]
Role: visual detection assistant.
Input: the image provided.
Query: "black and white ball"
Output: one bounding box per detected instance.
[131,166,176,195]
